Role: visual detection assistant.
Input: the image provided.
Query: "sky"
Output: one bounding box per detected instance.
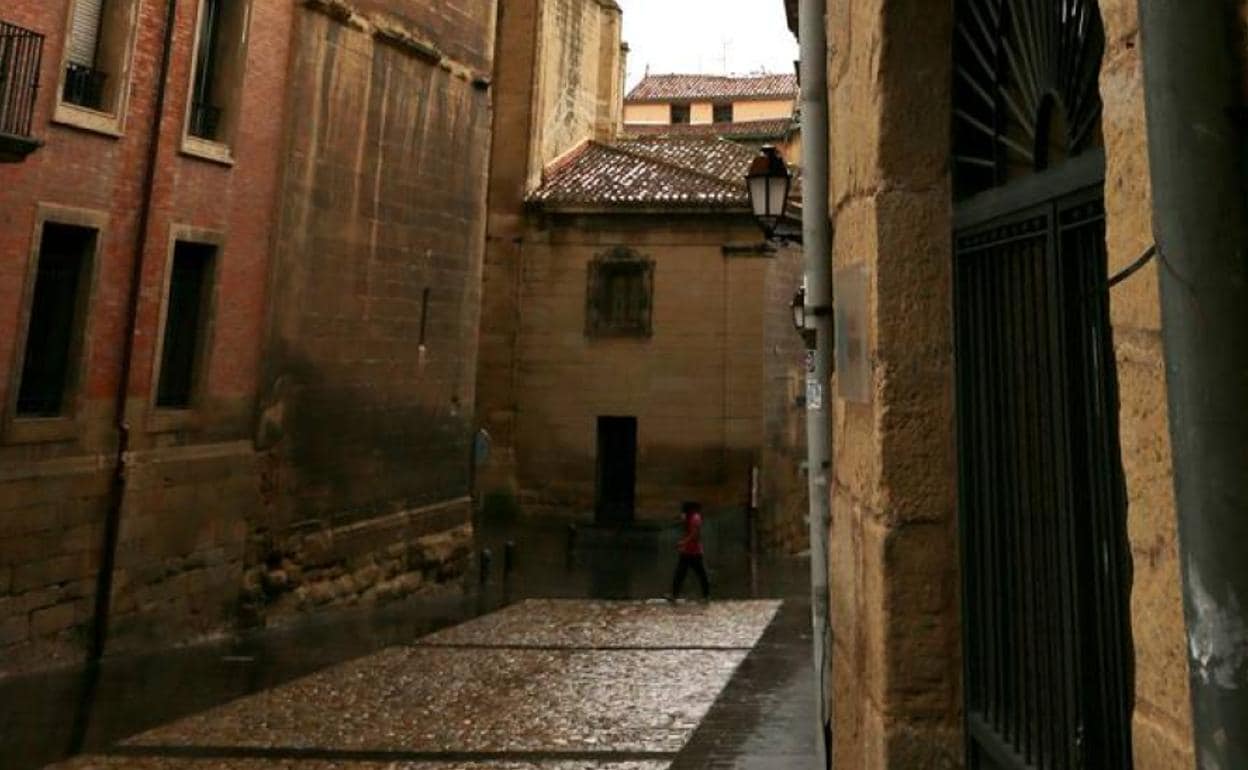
[616,0,799,90]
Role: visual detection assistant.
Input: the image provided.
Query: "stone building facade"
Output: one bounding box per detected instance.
[792,0,1246,767]
[0,0,494,674]
[478,0,807,549]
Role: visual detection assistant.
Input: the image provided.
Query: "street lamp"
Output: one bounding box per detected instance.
[746,145,792,239]
[791,284,806,331]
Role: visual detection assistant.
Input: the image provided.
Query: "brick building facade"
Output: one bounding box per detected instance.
[0,0,494,674]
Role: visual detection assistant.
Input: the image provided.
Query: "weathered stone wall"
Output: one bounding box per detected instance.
[246,0,493,624]
[825,0,963,765]
[759,243,808,554]
[507,215,769,519]
[1098,1,1194,765]
[532,0,623,181]
[478,0,624,499]
[822,0,1207,766]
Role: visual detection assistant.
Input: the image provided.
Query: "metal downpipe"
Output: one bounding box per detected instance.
[1137,1,1248,766]
[799,0,832,765]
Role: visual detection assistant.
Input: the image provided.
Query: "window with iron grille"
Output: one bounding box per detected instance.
[586,247,654,338]
[670,103,690,124]
[185,0,249,147]
[16,223,95,417]
[712,103,733,123]
[60,0,138,114]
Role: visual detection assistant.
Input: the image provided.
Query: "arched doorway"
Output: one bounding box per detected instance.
[951,1,1134,768]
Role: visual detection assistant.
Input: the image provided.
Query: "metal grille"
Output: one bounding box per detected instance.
[954,184,1133,770]
[586,247,654,338]
[0,20,43,138]
[953,0,1106,200]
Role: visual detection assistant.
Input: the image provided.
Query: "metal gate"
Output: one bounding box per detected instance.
[953,155,1134,770]
[952,1,1133,766]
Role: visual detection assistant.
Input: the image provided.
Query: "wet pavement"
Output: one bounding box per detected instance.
[5,513,817,770]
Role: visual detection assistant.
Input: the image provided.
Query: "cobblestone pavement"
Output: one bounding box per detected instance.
[48,599,796,770]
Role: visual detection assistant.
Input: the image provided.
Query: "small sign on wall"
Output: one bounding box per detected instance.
[834,264,870,403]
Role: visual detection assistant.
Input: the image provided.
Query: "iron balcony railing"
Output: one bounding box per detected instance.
[188,101,221,141]
[0,20,43,139]
[62,61,107,110]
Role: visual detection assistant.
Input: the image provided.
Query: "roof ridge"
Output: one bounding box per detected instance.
[603,139,749,190]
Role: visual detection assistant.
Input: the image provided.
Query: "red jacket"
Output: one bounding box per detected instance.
[679,512,704,556]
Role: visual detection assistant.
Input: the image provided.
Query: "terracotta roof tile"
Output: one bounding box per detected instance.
[529,138,759,210]
[621,118,795,140]
[625,73,798,103]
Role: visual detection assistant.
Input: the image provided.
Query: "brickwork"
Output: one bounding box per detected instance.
[0,0,493,673]
[0,0,291,671]
[249,0,493,625]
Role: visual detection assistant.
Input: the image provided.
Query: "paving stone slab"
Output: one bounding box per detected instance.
[52,759,669,770]
[416,600,780,650]
[113,646,742,754]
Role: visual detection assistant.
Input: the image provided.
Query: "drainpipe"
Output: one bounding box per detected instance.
[71,0,178,754]
[799,0,832,765]
[1137,2,1248,767]
[90,0,179,665]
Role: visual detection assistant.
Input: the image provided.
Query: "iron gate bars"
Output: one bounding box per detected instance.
[0,20,43,141]
[953,0,1106,200]
[954,180,1133,770]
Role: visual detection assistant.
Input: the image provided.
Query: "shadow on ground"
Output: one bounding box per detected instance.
[1,509,814,770]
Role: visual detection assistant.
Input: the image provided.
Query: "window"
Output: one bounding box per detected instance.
[60,0,137,115]
[155,241,215,408]
[670,103,690,125]
[185,0,249,149]
[16,224,95,417]
[713,103,733,123]
[586,247,654,338]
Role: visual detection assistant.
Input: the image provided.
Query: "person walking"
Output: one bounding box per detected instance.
[669,501,710,601]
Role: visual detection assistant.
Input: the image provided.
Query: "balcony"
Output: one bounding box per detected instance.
[0,20,43,162]
[62,61,107,111]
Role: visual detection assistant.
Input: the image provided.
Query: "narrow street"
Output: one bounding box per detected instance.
[7,515,817,770]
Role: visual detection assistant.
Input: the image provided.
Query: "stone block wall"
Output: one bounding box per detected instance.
[506,215,769,520]
[1098,1,1195,765]
[759,243,808,554]
[820,0,1210,766]
[825,0,966,765]
[251,0,494,624]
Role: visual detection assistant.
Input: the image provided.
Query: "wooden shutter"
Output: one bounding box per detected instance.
[67,0,105,68]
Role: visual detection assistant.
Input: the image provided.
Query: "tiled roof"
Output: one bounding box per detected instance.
[529,138,760,211]
[622,118,795,140]
[625,73,798,103]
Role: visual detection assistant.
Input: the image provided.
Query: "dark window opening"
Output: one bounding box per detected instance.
[670,103,690,124]
[586,248,654,338]
[62,0,109,109]
[156,241,215,408]
[713,103,733,123]
[16,223,94,417]
[189,0,224,139]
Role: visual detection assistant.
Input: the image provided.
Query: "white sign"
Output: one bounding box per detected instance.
[806,379,824,411]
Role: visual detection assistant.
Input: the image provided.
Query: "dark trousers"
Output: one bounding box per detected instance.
[672,554,710,598]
